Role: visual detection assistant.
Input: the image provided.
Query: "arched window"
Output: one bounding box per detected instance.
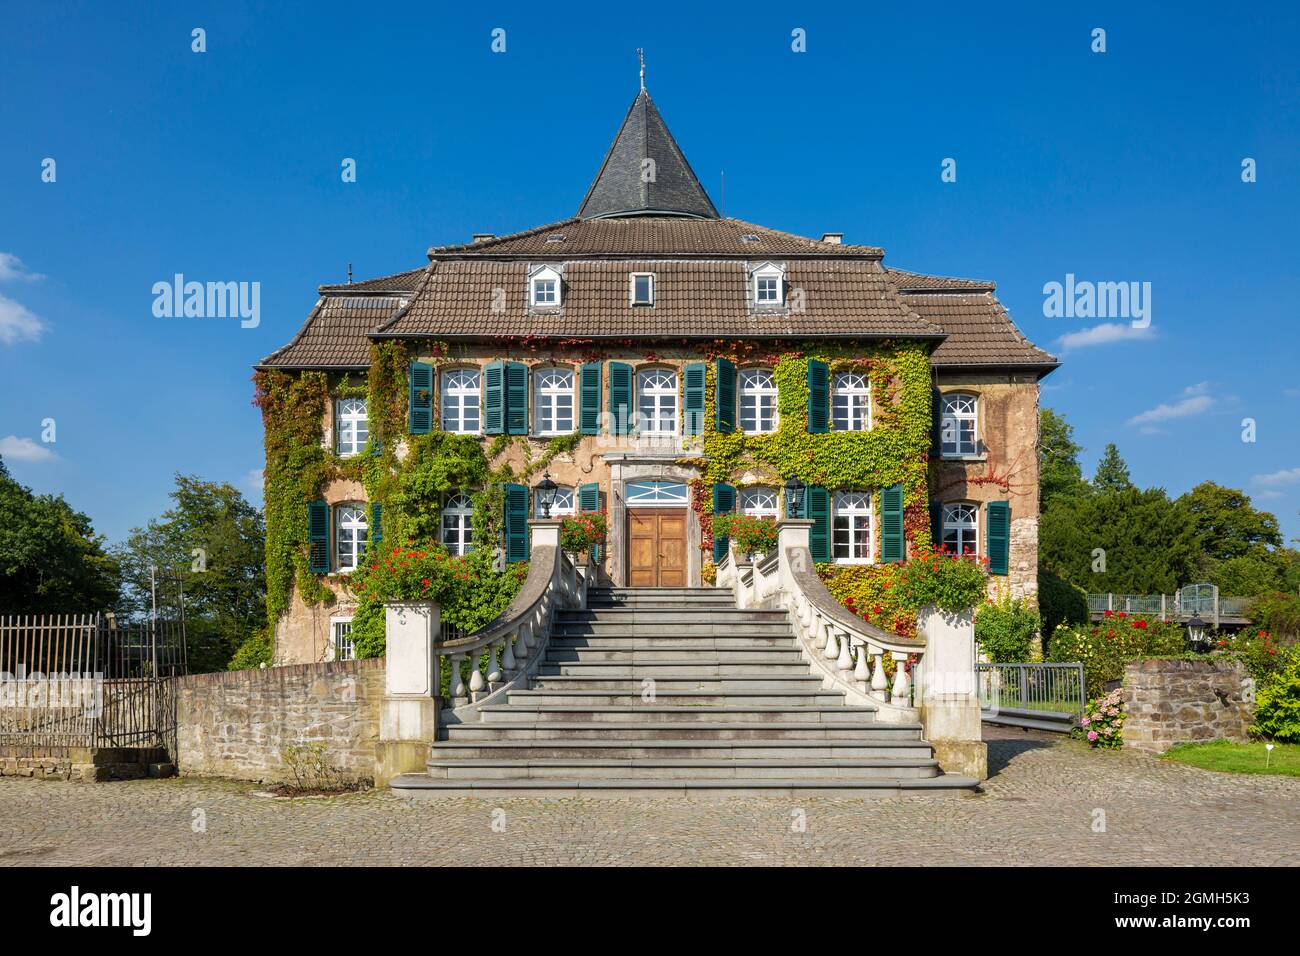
[335,503,369,572]
[441,368,481,434]
[739,487,779,519]
[832,491,873,564]
[942,503,978,556]
[637,368,678,434]
[335,398,369,456]
[441,492,475,556]
[832,372,870,432]
[941,393,978,457]
[534,367,574,435]
[536,485,575,517]
[739,368,777,433]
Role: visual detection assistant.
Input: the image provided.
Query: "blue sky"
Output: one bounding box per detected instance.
[2,1,1298,545]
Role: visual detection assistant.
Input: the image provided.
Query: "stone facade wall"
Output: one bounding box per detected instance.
[172,659,384,785]
[1122,659,1254,754]
[1,746,170,782]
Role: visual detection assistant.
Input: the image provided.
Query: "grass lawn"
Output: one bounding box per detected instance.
[1161,740,1300,778]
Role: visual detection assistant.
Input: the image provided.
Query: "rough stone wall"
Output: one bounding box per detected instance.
[1122,659,1254,754]
[173,659,383,785]
[931,371,1042,602]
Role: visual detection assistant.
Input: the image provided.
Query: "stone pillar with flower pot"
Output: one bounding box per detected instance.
[916,605,987,779]
[375,600,440,787]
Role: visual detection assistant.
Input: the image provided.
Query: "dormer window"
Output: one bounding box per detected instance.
[630,273,655,306]
[751,262,786,307]
[529,265,563,308]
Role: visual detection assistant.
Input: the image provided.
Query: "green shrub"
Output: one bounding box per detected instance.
[818,563,916,639]
[975,594,1041,662]
[1214,627,1298,684]
[1248,592,1300,639]
[893,548,989,614]
[1037,569,1088,647]
[1079,688,1125,748]
[1251,657,1300,742]
[1047,613,1187,697]
[227,629,273,670]
[712,513,778,557]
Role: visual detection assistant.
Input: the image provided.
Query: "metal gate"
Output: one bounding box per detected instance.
[977,662,1085,733]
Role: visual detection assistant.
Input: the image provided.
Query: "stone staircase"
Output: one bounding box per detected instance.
[392,587,980,795]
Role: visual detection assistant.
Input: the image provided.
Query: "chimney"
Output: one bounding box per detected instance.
[472,233,495,244]
[821,232,843,245]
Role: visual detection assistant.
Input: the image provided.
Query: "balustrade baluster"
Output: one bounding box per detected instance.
[449,653,468,706]
[890,651,911,706]
[501,630,518,676]
[853,638,871,685]
[835,629,853,673]
[870,648,888,700]
[485,639,503,688]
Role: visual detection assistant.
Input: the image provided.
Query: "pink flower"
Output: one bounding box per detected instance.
[1087,731,1098,742]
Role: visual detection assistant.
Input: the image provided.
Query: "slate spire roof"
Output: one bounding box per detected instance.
[577,89,719,220]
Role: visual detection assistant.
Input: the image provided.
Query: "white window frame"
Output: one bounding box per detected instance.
[329,615,356,662]
[832,372,871,432]
[942,503,979,557]
[441,367,482,435]
[941,392,979,458]
[832,491,874,565]
[738,487,779,519]
[529,265,563,308]
[335,503,369,573]
[537,486,575,517]
[751,262,786,306]
[441,492,475,556]
[739,368,778,434]
[534,366,575,436]
[629,273,655,306]
[624,480,689,506]
[636,368,678,435]
[335,397,369,457]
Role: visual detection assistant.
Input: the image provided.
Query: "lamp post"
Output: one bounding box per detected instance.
[782,476,806,519]
[535,471,558,519]
[1187,612,1209,652]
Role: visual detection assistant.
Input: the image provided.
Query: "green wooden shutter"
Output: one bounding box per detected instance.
[930,386,943,457]
[408,362,433,434]
[712,483,735,561]
[807,359,829,433]
[684,363,706,436]
[715,358,736,433]
[308,500,330,573]
[807,485,831,563]
[987,500,1010,575]
[579,362,602,434]
[483,362,504,435]
[608,362,633,435]
[929,500,943,550]
[579,481,602,562]
[504,483,529,563]
[505,361,529,435]
[881,483,905,563]
[370,503,383,548]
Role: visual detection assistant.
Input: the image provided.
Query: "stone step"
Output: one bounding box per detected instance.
[544,647,807,664]
[559,609,786,623]
[538,660,812,677]
[589,588,722,597]
[478,704,874,724]
[530,674,826,690]
[391,774,981,796]
[424,757,943,780]
[430,738,931,760]
[505,689,849,707]
[452,719,902,741]
[551,626,796,640]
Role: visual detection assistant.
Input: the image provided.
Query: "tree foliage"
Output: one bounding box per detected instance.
[1038,407,1088,511]
[1092,443,1135,494]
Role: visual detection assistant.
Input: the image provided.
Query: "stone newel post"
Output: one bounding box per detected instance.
[776,519,814,594]
[916,606,987,779]
[375,600,440,787]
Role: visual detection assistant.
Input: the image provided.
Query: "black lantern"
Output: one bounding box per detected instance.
[535,471,558,519]
[1187,613,1210,652]
[783,476,806,519]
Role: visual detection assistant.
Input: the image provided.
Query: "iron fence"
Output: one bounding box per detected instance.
[977,662,1085,731]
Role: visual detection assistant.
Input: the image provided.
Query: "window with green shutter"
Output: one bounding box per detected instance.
[715,358,736,433]
[881,483,905,563]
[505,361,529,435]
[408,362,433,434]
[579,362,602,434]
[370,503,383,547]
[986,500,1010,575]
[504,483,529,563]
[607,362,633,435]
[483,362,504,435]
[579,481,602,562]
[807,359,829,433]
[684,363,706,436]
[308,500,330,573]
[712,483,735,561]
[806,485,831,563]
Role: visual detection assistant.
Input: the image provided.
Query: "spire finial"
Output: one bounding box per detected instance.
[637,48,645,91]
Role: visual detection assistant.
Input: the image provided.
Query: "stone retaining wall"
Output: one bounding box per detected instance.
[1122,659,1254,754]
[173,658,384,785]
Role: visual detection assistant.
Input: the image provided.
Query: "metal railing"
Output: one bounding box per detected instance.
[1086,585,1253,625]
[978,662,1085,732]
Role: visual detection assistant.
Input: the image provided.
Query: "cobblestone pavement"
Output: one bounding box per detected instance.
[2,730,1297,866]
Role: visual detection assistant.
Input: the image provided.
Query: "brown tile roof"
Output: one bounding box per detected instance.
[429,217,884,259]
[258,295,407,368]
[319,267,426,293]
[884,267,996,293]
[377,258,940,339]
[892,289,1057,368]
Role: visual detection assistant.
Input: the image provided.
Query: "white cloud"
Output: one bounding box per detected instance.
[242,469,264,495]
[1253,467,1300,488]
[1127,382,1214,427]
[0,293,49,344]
[0,436,57,462]
[0,253,44,283]
[1056,322,1155,350]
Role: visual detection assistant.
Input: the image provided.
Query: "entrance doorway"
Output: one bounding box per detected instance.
[627,509,687,587]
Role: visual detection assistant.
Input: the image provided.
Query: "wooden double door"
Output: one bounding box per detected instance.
[627,508,688,587]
